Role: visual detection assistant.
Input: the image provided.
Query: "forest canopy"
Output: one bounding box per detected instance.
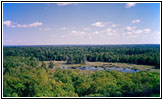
[3,44,160,97]
[3,44,160,68]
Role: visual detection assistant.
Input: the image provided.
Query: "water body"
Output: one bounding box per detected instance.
[58,66,139,73]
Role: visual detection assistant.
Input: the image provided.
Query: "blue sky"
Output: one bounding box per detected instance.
[3,3,160,45]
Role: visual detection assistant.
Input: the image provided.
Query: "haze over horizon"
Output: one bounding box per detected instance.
[3,3,161,45]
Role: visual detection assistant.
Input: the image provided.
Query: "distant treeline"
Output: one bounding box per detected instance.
[3,44,160,68]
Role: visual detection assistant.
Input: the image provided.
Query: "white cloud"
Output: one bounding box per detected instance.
[91,22,106,27]
[112,29,117,33]
[111,24,117,27]
[16,22,43,28]
[107,33,113,36]
[102,28,117,36]
[133,30,143,34]
[59,21,151,41]
[124,26,136,31]
[3,20,43,28]
[57,3,73,6]
[132,19,141,24]
[16,24,27,28]
[126,32,132,35]
[60,27,67,30]
[71,30,85,36]
[123,26,151,36]
[79,32,85,35]
[83,27,91,31]
[61,35,66,38]
[3,20,12,27]
[125,3,136,8]
[40,28,51,31]
[132,29,150,34]
[110,24,120,28]
[104,28,112,33]
[71,30,77,34]
[144,29,151,33]
[28,22,43,27]
[93,31,100,35]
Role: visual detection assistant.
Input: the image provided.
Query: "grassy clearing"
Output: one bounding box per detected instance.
[41,61,160,72]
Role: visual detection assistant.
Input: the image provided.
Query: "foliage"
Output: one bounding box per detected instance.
[3,56,39,74]
[3,45,160,67]
[3,45,160,97]
[3,66,160,97]
[67,54,86,64]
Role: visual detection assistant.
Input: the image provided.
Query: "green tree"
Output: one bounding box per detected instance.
[48,61,53,69]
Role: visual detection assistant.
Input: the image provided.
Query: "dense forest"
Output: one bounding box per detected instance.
[3,44,160,68]
[3,44,160,97]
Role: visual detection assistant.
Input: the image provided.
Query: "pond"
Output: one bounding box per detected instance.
[57,66,139,73]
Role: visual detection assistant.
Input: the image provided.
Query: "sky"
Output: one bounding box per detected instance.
[3,2,161,45]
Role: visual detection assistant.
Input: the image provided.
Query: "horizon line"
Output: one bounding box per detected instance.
[3,43,160,46]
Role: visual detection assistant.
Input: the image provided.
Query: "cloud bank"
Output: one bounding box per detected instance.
[60,20,151,39]
[3,20,43,28]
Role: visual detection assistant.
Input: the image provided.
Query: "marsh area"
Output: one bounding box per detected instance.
[43,61,159,73]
